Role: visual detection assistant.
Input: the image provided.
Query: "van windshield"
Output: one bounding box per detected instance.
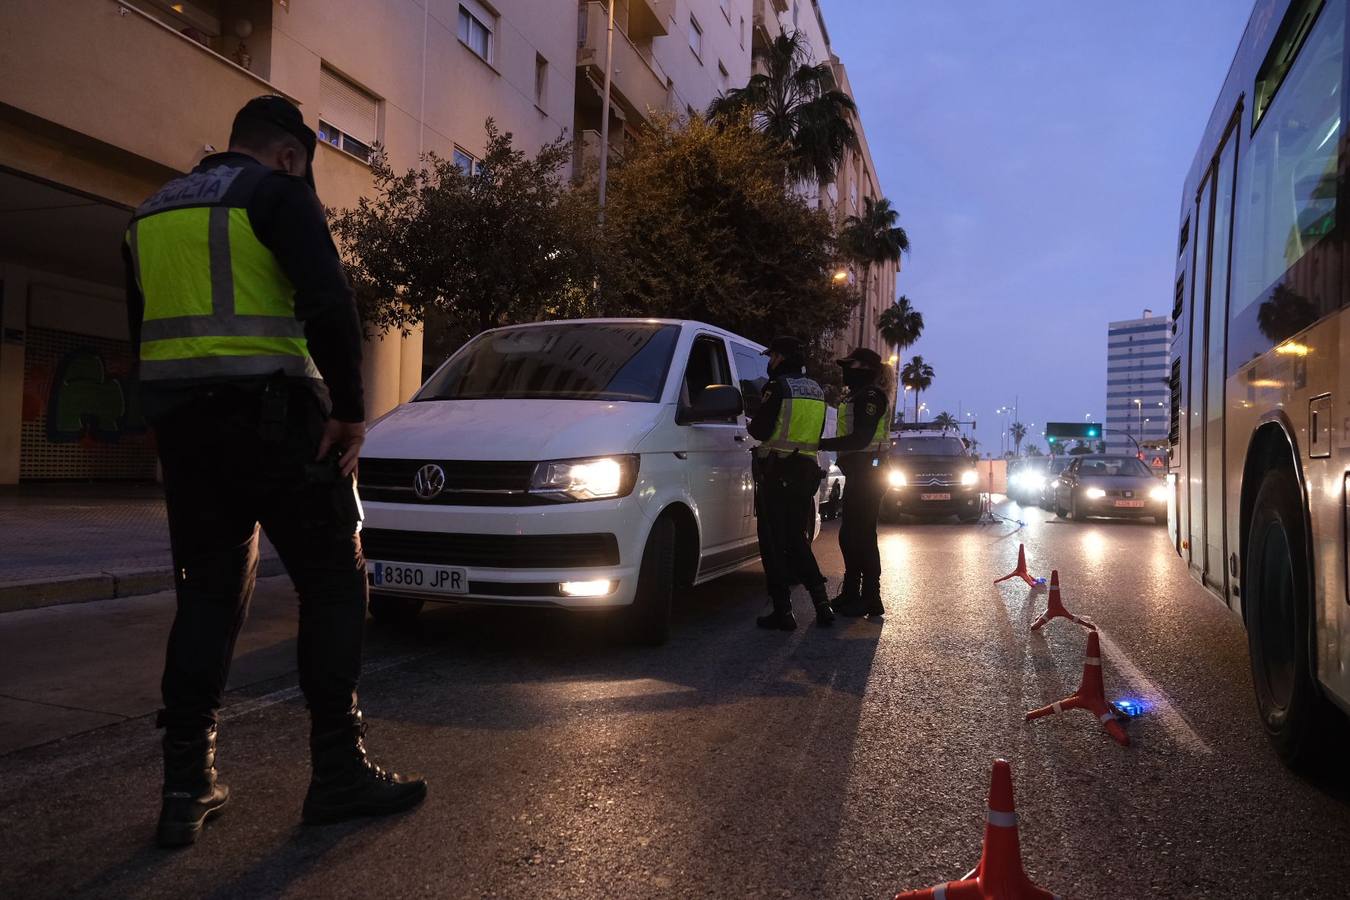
[415,323,679,402]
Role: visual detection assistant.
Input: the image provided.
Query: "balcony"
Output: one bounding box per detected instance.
[1,0,287,180]
[753,0,788,51]
[577,1,671,125]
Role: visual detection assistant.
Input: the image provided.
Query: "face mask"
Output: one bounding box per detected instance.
[843,367,872,390]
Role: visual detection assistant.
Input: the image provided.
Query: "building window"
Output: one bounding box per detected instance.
[689,14,703,59]
[458,0,495,64]
[535,54,548,107]
[318,67,378,164]
[453,147,478,174]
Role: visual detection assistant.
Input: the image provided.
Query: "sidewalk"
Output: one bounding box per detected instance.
[0,484,279,613]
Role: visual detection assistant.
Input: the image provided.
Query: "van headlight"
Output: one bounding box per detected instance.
[1149,486,1168,502]
[888,469,907,488]
[960,469,979,487]
[530,455,638,501]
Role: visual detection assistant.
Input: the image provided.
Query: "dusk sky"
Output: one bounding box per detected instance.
[827,1,1254,450]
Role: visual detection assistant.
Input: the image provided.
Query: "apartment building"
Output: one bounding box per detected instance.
[0,0,891,484]
[0,0,576,483]
[1105,312,1171,453]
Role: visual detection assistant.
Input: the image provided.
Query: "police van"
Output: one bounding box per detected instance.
[356,318,824,644]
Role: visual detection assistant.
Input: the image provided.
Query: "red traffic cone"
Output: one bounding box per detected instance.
[1025,630,1129,746]
[994,544,1038,587]
[894,759,1057,899]
[1030,571,1093,631]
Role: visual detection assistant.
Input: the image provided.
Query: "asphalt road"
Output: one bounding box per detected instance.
[1,501,1348,899]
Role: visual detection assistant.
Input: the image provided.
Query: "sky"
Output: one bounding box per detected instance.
[825,1,1254,450]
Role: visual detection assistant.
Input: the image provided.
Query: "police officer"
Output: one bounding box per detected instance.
[819,348,891,618]
[747,337,834,629]
[124,96,426,847]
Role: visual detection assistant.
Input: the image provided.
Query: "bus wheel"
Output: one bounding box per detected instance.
[621,516,675,647]
[1246,468,1337,768]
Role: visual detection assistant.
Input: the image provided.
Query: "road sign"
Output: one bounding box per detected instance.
[1045,422,1102,444]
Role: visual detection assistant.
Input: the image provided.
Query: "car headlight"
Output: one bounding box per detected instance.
[530,455,638,501]
[888,469,907,488]
[1085,488,1106,499]
[1149,486,1168,502]
[1026,474,1046,490]
[960,469,979,486]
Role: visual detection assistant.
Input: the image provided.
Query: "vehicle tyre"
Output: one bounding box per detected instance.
[1067,494,1082,521]
[621,515,675,646]
[1055,492,1068,519]
[958,510,981,524]
[368,594,423,626]
[1245,468,1339,769]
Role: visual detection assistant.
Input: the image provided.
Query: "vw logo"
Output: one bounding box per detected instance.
[413,464,447,500]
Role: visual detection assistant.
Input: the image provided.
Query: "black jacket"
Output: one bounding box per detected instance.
[820,384,888,465]
[124,152,365,422]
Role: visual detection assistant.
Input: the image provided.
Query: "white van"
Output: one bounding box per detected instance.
[357,318,816,644]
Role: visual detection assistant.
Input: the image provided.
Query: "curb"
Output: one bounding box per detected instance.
[0,557,287,614]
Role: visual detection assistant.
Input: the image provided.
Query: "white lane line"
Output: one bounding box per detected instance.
[218,651,432,722]
[1094,631,1214,756]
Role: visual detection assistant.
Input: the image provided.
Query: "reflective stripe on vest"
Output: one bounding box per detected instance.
[128,170,313,383]
[759,377,826,461]
[838,394,891,453]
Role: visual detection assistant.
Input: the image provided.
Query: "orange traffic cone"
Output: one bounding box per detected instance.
[894,759,1057,899]
[1030,571,1093,631]
[994,544,1039,587]
[1025,630,1129,746]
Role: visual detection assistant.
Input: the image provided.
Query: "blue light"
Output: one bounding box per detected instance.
[1111,698,1148,718]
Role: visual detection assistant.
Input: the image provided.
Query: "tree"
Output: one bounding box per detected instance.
[330,121,596,352]
[1026,443,1044,457]
[708,30,857,186]
[839,197,910,343]
[1010,421,1027,457]
[878,295,923,356]
[899,355,934,422]
[933,411,959,431]
[597,114,859,351]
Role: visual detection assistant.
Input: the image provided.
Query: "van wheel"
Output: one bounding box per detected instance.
[1246,468,1339,769]
[622,516,675,646]
[369,594,423,626]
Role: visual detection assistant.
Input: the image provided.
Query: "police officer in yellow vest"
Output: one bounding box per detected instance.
[124,97,425,847]
[747,337,834,629]
[819,348,891,618]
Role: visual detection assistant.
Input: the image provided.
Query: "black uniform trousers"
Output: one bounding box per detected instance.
[153,384,367,736]
[837,453,884,580]
[755,453,826,604]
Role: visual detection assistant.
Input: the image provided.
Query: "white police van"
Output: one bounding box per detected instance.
[357,318,822,644]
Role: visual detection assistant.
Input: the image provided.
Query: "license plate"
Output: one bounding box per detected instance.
[921,493,951,501]
[1114,500,1145,508]
[368,561,468,594]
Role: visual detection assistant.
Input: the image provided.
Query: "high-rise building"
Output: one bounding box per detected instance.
[1105,312,1171,453]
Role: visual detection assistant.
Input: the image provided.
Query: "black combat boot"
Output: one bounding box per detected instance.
[831,571,862,611]
[302,711,428,825]
[157,727,230,847]
[756,597,797,631]
[809,584,835,627]
[858,576,885,619]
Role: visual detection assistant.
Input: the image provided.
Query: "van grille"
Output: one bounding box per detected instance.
[360,529,620,569]
[358,458,537,506]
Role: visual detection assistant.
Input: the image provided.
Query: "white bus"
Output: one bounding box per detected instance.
[1172,0,1349,766]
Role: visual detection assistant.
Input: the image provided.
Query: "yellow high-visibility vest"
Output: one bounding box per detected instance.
[758,377,827,462]
[838,391,891,453]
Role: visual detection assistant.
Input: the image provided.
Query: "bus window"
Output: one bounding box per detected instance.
[1231,0,1344,357]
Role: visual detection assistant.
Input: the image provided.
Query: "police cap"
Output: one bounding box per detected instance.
[232,95,318,189]
[836,347,884,371]
[762,336,806,358]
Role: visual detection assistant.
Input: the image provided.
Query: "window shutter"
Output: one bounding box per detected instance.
[460,0,496,31]
[320,68,378,146]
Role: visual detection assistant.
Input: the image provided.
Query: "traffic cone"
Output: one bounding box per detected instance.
[1030,571,1093,631]
[1025,630,1129,746]
[994,544,1038,587]
[894,759,1057,900]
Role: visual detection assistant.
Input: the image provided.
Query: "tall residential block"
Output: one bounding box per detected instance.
[1105,313,1171,452]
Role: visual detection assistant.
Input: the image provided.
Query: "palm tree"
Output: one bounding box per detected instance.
[933,412,959,431]
[1010,421,1028,457]
[1026,443,1044,457]
[840,197,910,343]
[877,295,923,354]
[899,355,934,422]
[708,30,857,186]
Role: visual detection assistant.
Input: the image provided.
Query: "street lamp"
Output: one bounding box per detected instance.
[1133,398,1143,440]
[832,269,849,284]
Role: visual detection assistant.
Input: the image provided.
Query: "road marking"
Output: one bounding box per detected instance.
[218,651,432,722]
[1094,631,1214,756]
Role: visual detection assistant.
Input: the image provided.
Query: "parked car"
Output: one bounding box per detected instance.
[1053,455,1167,524]
[356,318,818,645]
[882,426,981,523]
[1038,457,1073,510]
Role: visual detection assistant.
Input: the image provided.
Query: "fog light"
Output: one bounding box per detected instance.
[560,579,615,598]
[1086,488,1106,499]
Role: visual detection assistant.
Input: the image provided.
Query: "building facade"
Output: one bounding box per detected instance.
[0,0,891,484]
[1105,313,1171,453]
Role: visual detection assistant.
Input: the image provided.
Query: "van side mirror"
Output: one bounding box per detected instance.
[681,384,743,423]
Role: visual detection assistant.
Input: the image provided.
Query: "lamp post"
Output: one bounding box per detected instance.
[596,0,617,225]
[1133,398,1143,446]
